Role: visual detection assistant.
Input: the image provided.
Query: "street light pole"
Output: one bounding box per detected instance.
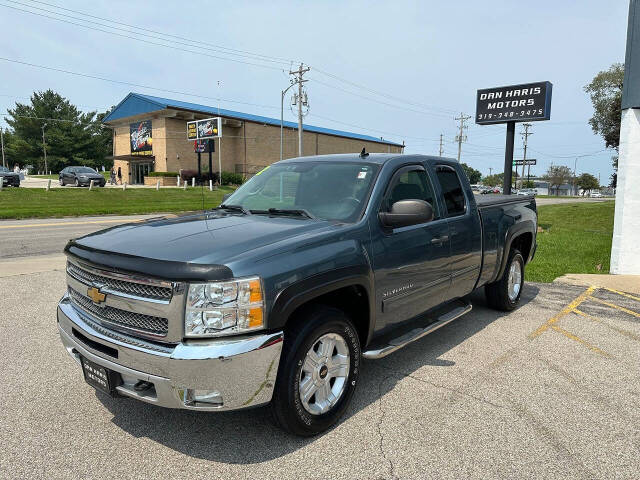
[280,82,295,161]
[1,127,6,168]
[41,123,47,175]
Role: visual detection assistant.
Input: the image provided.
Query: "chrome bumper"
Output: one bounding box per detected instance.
[57,293,283,411]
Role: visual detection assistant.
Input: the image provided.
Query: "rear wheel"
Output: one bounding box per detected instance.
[485,248,524,311]
[271,305,361,436]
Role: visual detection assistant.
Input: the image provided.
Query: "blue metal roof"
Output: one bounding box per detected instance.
[102,92,404,147]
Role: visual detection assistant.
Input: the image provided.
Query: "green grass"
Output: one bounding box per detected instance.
[30,172,111,180]
[526,201,615,283]
[0,186,234,219]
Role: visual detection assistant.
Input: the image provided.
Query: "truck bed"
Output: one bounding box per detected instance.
[474,193,535,209]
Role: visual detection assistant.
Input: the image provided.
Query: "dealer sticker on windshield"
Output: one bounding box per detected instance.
[357,171,367,179]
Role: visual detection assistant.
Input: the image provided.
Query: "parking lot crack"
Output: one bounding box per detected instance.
[376,374,398,480]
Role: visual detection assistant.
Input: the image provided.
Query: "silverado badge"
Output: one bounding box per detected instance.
[87,286,106,304]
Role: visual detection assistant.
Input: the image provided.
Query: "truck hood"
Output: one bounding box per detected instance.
[67,211,337,270]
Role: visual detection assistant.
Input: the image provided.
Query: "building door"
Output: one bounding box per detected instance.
[132,163,152,184]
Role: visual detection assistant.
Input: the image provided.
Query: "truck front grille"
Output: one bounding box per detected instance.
[68,287,169,338]
[67,262,172,301]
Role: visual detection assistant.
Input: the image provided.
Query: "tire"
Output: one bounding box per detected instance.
[74,178,80,187]
[485,248,524,311]
[271,305,361,436]
[59,178,64,186]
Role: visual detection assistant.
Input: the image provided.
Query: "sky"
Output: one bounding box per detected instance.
[0,0,630,183]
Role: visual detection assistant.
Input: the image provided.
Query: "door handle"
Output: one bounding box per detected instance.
[431,235,449,244]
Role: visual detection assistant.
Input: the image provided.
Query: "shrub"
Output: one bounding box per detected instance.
[221,171,244,185]
[148,171,179,177]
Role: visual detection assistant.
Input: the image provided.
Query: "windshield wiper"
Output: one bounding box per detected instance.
[213,204,251,215]
[266,208,315,219]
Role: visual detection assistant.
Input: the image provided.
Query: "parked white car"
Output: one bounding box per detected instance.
[589,192,603,198]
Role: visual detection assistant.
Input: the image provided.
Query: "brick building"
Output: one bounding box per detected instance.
[102,93,404,185]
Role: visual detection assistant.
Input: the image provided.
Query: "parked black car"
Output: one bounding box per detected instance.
[0,166,20,187]
[59,167,105,187]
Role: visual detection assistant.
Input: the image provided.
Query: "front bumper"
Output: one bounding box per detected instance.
[57,293,283,411]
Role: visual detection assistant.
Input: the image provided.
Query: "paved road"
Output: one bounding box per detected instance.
[0,215,161,259]
[0,262,638,479]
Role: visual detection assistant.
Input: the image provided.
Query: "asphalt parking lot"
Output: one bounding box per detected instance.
[1,264,638,479]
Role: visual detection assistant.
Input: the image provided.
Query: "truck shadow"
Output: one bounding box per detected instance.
[98,283,539,464]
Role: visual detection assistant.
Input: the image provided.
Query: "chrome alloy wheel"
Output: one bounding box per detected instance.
[507,259,522,301]
[299,332,350,415]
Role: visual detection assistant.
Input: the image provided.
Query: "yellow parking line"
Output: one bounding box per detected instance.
[603,287,640,303]
[528,286,595,339]
[589,297,640,318]
[0,219,142,229]
[574,309,640,342]
[551,325,613,358]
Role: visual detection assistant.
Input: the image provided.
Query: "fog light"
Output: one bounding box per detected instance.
[179,388,223,407]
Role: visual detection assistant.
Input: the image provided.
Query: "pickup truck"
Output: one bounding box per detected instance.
[57,153,537,436]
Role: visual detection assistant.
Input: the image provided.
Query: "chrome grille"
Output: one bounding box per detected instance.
[68,287,169,337]
[67,262,172,301]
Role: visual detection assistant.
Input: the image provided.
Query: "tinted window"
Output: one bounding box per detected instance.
[76,167,97,173]
[384,168,439,218]
[435,166,466,217]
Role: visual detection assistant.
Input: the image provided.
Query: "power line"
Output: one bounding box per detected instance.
[309,77,453,119]
[0,57,279,111]
[22,0,295,64]
[0,2,286,71]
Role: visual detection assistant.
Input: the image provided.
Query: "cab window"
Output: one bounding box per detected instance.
[434,166,466,217]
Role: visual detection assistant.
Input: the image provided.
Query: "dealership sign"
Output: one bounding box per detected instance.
[475,81,552,125]
[130,120,152,156]
[187,117,222,140]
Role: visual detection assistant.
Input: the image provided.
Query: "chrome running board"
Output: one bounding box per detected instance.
[362,301,472,359]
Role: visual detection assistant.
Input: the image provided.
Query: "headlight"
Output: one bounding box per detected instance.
[185,276,264,337]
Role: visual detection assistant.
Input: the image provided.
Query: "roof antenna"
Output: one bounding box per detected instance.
[360,147,369,158]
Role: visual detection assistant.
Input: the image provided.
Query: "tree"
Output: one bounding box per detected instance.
[584,63,623,188]
[542,165,572,195]
[576,173,599,195]
[481,171,519,187]
[460,163,482,184]
[4,90,112,172]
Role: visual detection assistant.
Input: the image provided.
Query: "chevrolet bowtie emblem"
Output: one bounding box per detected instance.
[87,286,106,304]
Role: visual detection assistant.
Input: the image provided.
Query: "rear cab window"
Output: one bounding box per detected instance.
[434,165,466,217]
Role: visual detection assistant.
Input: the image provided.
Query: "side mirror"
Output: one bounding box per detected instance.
[379,200,434,229]
[222,193,232,203]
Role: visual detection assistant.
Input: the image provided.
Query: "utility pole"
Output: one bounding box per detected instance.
[41,123,47,175]
[489,167,493,176]
[454,113,471,162]
[439,134,444,157]
[573,157,578,196]
[520,123,533,188]
[1,127,6,168]
[289,63,310,156]
[217,81,222,183]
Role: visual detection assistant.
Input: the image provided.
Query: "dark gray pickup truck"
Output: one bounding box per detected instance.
[57,153,537,435]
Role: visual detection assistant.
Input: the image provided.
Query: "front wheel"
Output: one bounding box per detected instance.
[271,306,361,436]
[485,248,524,311]
[74,178,80,187]
[59,178,64,186]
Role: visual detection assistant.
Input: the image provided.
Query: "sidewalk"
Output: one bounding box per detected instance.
[554,273,640,295]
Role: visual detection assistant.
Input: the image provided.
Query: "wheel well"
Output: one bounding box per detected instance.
[286,285,370,347]
[511,232,533,263]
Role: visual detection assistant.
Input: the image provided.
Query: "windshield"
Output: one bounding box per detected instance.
[223,161,379,222]
[76,167,97,174]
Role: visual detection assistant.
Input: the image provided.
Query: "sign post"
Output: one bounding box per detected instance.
[476,81,552,194]
[187,118,221,183]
